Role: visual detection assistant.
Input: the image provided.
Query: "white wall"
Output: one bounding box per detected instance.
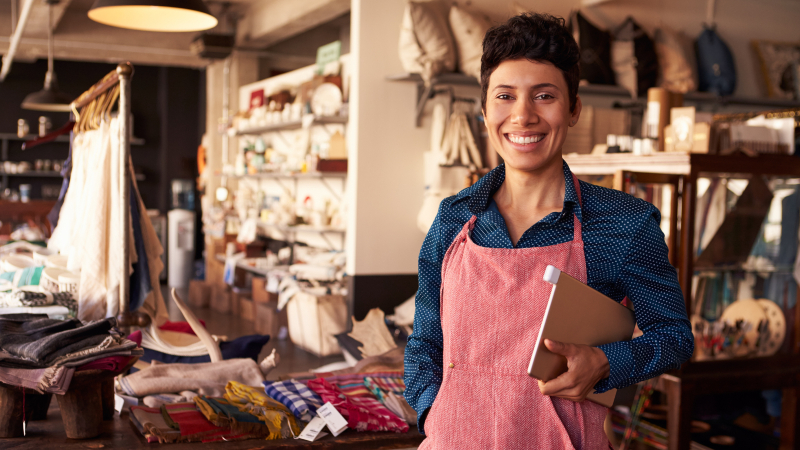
[349,0,431,275]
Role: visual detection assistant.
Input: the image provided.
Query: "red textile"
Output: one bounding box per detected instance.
[306,377,408,433]
[163,403,221,437]
[159,321,206,336]
[76,331,142,372]
[419,175,609,449]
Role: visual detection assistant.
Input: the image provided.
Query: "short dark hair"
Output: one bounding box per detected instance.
[480,13,580,113]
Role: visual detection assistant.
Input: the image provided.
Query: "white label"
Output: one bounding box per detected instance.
[646,101,661,125]
[297,416,328,442]
[317,402,348,436]
[115,395,125,413]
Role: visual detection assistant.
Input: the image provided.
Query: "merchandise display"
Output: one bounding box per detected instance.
[398,0,456,84]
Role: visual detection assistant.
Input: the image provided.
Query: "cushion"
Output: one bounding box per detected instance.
[569,11,615,86]
[398,0,456,84]
[612,17,659,97]
[654,26,696,94]
[448,5,492,80]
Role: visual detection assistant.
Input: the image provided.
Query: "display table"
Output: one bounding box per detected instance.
[0,397,425,449]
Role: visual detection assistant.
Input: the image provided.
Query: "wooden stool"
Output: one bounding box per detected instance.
[0,384,50,437]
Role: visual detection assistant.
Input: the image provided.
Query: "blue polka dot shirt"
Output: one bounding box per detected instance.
[404,160,694,434]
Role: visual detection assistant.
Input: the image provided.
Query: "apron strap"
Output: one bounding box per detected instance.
[571,173,584,245]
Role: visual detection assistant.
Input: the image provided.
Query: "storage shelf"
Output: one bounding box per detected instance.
[226,172,346,180]
[214,254,288,277]
[0,133,145,146]
[1,170,146,181]
[234,115,348,135]
[564,152,800,176]
[388,72,800,127]
[259,222,346,235]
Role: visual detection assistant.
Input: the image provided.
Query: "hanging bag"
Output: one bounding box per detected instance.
[695,26,736,96]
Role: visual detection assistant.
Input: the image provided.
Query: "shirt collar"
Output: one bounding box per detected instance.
[459,160,582,223]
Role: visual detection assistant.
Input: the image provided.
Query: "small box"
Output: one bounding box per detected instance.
[210,285,231,314]
[188,280,210,308]
[255,301,288,337]
[252,277,268,304]
[239,298,255,322]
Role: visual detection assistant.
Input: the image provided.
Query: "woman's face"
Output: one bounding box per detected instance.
[484,59,581,175]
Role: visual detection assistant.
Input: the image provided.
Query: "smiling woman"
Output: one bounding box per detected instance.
[404,12,693,450]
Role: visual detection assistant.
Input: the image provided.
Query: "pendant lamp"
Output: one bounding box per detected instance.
[88,0,217,32]
[21,1,72,112]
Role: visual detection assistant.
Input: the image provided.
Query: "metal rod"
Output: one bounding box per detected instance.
[0,0,35,82]
[117,63,133,322]
[70,72,120,109]
[47,3,52,74]
[11,0,17,35]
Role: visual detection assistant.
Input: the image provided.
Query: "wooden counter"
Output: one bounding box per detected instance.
[0,398,425,449]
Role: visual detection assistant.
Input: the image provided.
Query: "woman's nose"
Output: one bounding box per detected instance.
[510,98,538,126]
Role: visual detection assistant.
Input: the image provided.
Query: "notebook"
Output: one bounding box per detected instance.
[527,265,636,407]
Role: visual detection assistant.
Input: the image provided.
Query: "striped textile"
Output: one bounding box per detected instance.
[263,379,323,422]
[225,380,300,438]
[306,377,409,433]
[0,266,44,288]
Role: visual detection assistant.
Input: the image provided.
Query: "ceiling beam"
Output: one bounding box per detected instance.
[23,0,74,38]
[235,0,350,48]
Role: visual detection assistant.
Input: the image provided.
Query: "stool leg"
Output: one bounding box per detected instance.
[101,379,115,420]
[57,381,102,439]
[0,383,24,438]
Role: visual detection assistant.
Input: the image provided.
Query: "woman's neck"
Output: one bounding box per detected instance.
[493,159,566,245]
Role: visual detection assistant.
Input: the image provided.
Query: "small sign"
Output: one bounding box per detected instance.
[317,402,348,436]
[316,41,342,75]
[297,416,328,442]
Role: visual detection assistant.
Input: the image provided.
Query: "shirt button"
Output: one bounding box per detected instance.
[449,363,455,368]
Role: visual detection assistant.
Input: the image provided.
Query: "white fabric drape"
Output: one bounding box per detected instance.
[48,118,168,324]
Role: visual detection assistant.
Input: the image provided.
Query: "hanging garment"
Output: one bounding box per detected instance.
[419,175,609,450]
[47,118,168,323]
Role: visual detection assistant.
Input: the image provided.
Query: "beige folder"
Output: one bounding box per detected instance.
[527,265,636,407]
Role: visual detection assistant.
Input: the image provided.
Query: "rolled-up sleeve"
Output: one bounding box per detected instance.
[404,203,448,435]
[595,206,694,392]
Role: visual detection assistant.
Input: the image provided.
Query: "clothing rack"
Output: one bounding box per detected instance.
[69,62,139,326]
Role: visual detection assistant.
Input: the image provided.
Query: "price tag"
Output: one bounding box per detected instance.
[297,416,328,442]
[317,402,347,436]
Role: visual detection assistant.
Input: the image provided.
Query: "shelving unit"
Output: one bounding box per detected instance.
[566,152,800,450]
[387,72,800,126]
[235,115,348,135]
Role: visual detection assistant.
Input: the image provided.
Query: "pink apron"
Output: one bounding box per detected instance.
[420,175,609,450]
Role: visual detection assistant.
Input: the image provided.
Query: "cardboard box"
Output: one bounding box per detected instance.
[255,301,288,337]
[188,280,210,308]
[210,284,231,314]
[240,298,255,322]
[252,277,268,304]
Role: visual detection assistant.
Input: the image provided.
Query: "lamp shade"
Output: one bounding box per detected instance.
[21,72,72,112]
[88,0,217,32]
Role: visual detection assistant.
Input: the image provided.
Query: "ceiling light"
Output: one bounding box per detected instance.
[22,0,71,112]
[88,0,217,32]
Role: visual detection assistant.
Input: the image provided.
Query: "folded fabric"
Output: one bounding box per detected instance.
[118,358,265,397]
[144,393,188,408]
[201,396,274,437]
[363,372,406,398]
[0,365,74,394]
[263,379,324,422]
[76,354,135,372]
[0,290,76,310]
[139,334,270,365]
[306,377,409,433]
[0,315,115,363]
[225,380,299,438]
[382,391,417,425]
[325,373,373,397]
[162,402,246,443]
[130,405,182,443]
[0,335,140,369]
[129,406,161,443]
[0,266,44,288]
[194,395,230,427]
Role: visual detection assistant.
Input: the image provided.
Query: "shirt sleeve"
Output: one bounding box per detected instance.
[403,202,449,435]
[595,206,694,392]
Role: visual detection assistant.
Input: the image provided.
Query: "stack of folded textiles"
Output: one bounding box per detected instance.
[129,403,255,444]
[0,314,142,394]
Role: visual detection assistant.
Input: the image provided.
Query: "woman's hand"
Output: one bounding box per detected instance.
[537,339,610,402]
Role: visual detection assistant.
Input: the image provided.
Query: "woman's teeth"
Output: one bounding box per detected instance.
[508,134,544,144]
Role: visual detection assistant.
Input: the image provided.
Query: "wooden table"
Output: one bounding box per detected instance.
[0,398,425,449]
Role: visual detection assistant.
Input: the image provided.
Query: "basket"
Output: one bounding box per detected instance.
[46,254,69,269]
[58,273,80,295]
[41,267,71,293]
[33,248,54,266]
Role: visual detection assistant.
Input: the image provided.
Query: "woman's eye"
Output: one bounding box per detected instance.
[496,94,513,100]
[535,93,554,100]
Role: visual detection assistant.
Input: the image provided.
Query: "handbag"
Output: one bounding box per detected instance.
[695,26,736,96]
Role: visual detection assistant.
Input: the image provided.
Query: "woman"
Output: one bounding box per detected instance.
[404,13,693,449]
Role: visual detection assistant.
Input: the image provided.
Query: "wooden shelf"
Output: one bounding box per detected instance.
[564,152,800,176]
[235,115,348,135]
[226,172,346,180]
[0,170,146,181]
[259,222,346,235]
[0,133,145,146]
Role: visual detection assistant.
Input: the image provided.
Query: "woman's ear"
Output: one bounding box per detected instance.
[569,95,582,127]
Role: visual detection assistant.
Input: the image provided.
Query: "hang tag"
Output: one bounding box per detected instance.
[22,420,26,436]
[317,402,347,437]
[297,416,328,442]
[115,393,138,414]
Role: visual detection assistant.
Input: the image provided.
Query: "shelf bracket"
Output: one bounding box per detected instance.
[318,177,342,202]
[415,82,434,128]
